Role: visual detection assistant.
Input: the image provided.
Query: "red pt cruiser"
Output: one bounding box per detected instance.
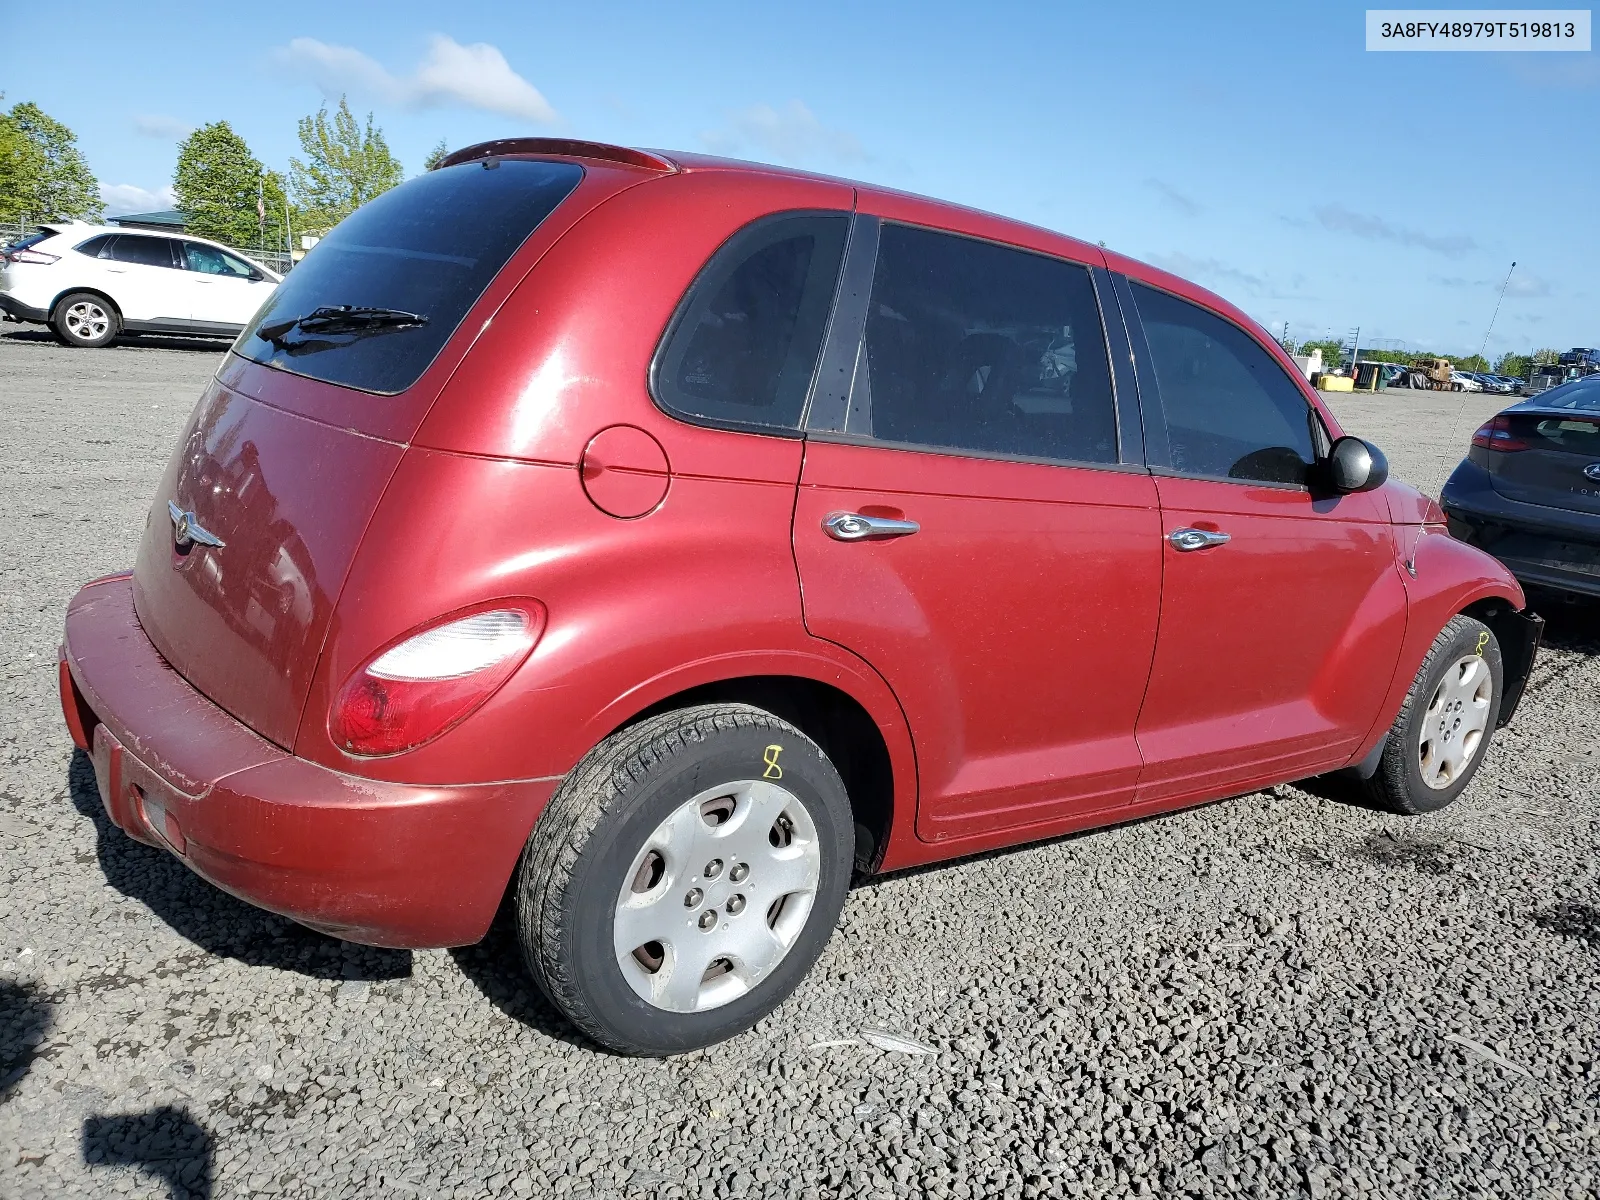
[59,139,1542,1054]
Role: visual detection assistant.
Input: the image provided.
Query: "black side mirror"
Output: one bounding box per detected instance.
[1326,436,1388,493]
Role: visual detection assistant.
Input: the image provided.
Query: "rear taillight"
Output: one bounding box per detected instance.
[1470,416,1529,453]
[330,603,546,756]
[8,249,59,265]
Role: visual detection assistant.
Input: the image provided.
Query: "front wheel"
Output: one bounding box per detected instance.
[517,703,854,1055]
[51,292,120,348]
[1366,615,1502,814]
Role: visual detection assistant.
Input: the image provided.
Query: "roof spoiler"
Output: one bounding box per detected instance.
[436,139,677,174]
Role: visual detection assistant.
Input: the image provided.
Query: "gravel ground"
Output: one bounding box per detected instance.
[2,329,1597,1199]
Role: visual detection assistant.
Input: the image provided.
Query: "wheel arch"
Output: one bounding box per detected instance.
[595,665,910,875]
[1460,596,1543,728]
[49,286,123,323]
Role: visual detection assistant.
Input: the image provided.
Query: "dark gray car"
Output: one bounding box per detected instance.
[1441,376,1600,598]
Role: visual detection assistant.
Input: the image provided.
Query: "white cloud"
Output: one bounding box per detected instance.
[1313,203,1477,258]
[1144,178,1201,217]
[100,183,177,215]
[133,115,193,139]
[274,34,557,124]
[699,101,866,165]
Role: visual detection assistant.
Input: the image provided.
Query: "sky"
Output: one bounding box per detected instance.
[4,0,1594,358]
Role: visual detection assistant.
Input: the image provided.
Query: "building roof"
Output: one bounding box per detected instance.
[108,209,188,231]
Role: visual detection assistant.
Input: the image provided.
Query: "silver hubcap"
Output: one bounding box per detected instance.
[614,780,821,1013]
[64,301,109,340]
[1418,654,1493,789]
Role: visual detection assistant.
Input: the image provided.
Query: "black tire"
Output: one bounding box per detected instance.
[517,703,854,1055]
[1366,616,1502,815]
[51,292,120,348]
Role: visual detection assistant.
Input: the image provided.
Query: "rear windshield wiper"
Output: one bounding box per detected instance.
[258,305,428,348]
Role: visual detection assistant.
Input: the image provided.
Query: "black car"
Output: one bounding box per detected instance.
[1441,376,1600,599]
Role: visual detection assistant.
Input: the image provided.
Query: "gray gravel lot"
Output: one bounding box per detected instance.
[2,330,1598,1199]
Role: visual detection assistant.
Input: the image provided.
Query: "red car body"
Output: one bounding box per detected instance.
[60,140,1538,949]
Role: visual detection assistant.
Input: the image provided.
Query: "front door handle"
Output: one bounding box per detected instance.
[1169,527,1231,551]
[823,511,921,542]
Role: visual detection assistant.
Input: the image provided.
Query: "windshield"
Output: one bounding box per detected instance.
[235,158,583,394]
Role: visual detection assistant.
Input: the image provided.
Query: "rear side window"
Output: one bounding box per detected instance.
[75,235,114,257]
[107,235,179,269]
[856,224,1118,465]
[1132,283,1317,486]
[653,212,848,433]
[236,158,584,395]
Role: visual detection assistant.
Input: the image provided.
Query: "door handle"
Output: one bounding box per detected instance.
[1168,527,1231,551]
[823,511,921,542]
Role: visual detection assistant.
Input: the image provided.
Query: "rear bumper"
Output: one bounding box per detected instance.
[1441,461,1600,599]
[0,290,48,323]
[60,576,559,948]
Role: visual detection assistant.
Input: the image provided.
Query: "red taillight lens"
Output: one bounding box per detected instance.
[9,249,60,264]
[330,603,546,756]
[1470,416,1529,452]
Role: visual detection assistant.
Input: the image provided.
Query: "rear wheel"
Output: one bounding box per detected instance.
[1366,616,1502,814]
[517,703,854,1055]
[51,293,120,348]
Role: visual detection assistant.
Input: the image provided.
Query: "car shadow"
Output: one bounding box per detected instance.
[83,1106,213,1199]
[1,327,229,353]
[446,897,595,1052]
[66,750,411,982]
[1531,592,1600,656]
[1,978,53,1101]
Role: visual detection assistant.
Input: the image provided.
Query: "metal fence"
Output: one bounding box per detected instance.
[1,218,292,274]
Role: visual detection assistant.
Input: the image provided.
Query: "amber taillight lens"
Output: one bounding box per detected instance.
[330,604,545,756]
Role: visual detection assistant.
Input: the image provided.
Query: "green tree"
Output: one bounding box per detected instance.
[0,97,102,221]
[422,139,450,172]
[1532,347,1560,365]
[289,96,402,232]
[1453,354,1489,373]
[1494,352,1531,379]
[174,121,288,248]
[1298,339,1346,368]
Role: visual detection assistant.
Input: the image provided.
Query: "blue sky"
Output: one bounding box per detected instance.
[7,1,1594,357]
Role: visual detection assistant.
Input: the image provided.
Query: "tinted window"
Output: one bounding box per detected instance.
[856,224,1117,464]
[1535,379,1600,411]
[183,242,257,278]
[74,235,114,258]
[237,158,583,395]
[108,235,178,269]
[1132,283,1317,485]
[654,213,847,432]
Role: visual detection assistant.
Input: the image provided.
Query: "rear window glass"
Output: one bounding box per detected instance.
[1507,413,1600,451]
[652,212,848,433]
[1531,381,1600,411]
[236,158,583,395]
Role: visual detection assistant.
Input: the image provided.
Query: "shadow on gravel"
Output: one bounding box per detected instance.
[1535,901,1600,948]
[1531,593,1600,656]
[1,327,230,353]
[0,978,53,1101]
[84,1105,214,1199]
[67,750,412,982]
[448,903,594,1052]
[1346,828,1463,876]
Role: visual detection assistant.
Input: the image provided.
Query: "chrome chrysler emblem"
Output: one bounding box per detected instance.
[1584,462,1600,482]
[168,500,225,550]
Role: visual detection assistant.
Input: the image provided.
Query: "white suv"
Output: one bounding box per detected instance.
[0,223,281,348]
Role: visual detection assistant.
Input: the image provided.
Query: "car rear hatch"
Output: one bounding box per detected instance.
[128,153,641,749]
[1486,406,1600,518]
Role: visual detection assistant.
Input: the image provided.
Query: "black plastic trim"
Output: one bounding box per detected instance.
[0,293,48,322]
[1090,266,1144,468]
[802,214,879,434]
[1109,273,1171,471]
[1492,606,1544,727]
[122,318,242,337]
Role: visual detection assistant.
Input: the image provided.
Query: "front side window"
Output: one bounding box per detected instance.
[184,242,257,278]
[855,224,1117,465]
[108,235,179,269]
[653,212,848,433]
[1132,283,1317,485]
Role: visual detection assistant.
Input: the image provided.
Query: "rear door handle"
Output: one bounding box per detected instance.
[823,511,921,541]
[1169,527,1231,551]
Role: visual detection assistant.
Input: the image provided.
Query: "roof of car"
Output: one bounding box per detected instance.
[442,137,1280,360]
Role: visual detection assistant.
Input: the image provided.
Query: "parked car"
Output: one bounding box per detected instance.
[1475,374,1517,395]
[1442,375,1600,600]
[0,222,280,347]
[1450,370,1483,392]
[58,139,1543,1056]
